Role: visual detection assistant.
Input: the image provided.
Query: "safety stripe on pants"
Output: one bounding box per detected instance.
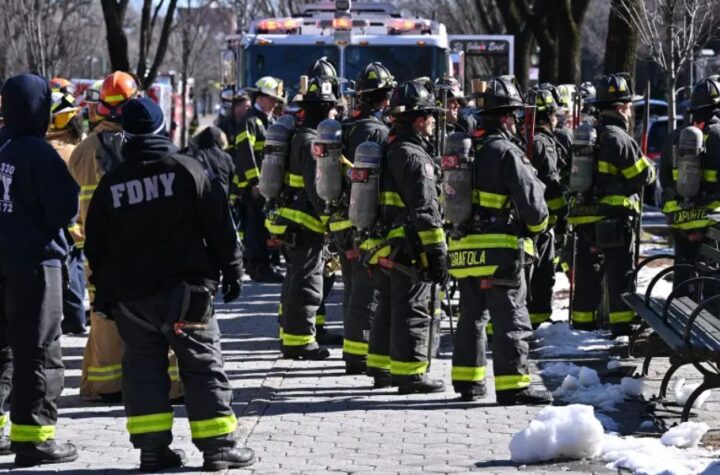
[10,424,56,442]
[571,310,596,323]
[390,360,428,376]
[609,310,634,324]
[367,353,390,370]
[343,339,369,356]
[0,414,7,429]
[494,374,532,391]
[87,364,123,382]
[190,414,237,439]
[451,366,487,382]
[127,412,174,435]
[282,332,316,347]
[529,312,552,325]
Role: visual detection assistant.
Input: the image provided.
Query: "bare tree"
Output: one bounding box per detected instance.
[604,0,639,78]
[614,0,718,133]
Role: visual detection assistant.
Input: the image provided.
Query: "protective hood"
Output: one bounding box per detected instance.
[0,74,51,138]
[122,133,177,164]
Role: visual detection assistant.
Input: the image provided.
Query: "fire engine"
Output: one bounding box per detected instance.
[220,1,514,100]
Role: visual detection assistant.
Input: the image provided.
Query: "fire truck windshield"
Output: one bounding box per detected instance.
[344,45,446,83]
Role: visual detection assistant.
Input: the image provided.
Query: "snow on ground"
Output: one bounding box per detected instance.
[675,378,713,409]
[534,322,617,357]
[510,405,719,475]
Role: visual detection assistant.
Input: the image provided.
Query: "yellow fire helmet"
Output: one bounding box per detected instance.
[50,91,81,130]
[252,76,285,103]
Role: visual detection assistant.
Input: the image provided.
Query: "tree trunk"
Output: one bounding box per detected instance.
[141,0,178,89]
[514,28,534,90]
[557,0,589,84]
[100,0,130,72]
[604,0,638,78]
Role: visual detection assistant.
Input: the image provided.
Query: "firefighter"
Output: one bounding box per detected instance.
[47,90,88,335]
[83,80,105,132]
[334,62,395,374]
[270,76,338,360]
[233,77,285,283]
[554,84,574,154]
[445,76,552,404]
[526,86,568,328]
[84,97,253,472]
[370,80,447,394]
[567,74,655,334]
[186,126,235,197]
[0,74,80,466]
[435,77,475,135]
[660,76,720,294]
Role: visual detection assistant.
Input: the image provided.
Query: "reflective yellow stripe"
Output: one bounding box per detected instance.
[547,196,567,211]
[265,218,287,235]
[245,167,260,180]
[671,219,713,230]
[662,200,681,213]
[10,424,55,442]
[0,415,6,429]
[621,156,651,179]
[387,226,406,240]
[379,191,405,207]
[527,216,549,233]
[343,339,369,356]
[599,195,640,212]
[232,175,249,190]
[567,215,604,225]
[495,374,531,391]
[277,208,326,233]
[316,314,326,325]
[472,190,509,209]
[529,312,552,324]
[672,168,679,180]
[235,130,256,146]
[360,238,384,251]
[704,169,718,183]
[104,94,127,103]
[367,353,391,370]
[369,245,391,265]
[127,412,173,435]
[597,160,618,175]
[75,240,85,249]
[190,414,237,439]
[282,332,316,346]
[285,173,305,188]
[418,228,445,246]
[253,140,265,152]
[449,233,523,251]
[449,265,498,279]
[451,366,486,382]
[87,363,123,382]
[329,220,352,232]
[168,363,180,382]
[609,310,634,324]
[390,360,428,376]
[572,310,595,323]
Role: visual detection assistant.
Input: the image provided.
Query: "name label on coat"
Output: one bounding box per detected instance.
[110,173,175,208]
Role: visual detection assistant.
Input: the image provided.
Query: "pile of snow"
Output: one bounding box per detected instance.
[552,366,643,413]
[620,377,645,397]
[534,323,617,357]
[675,379,712,409]
[607,359,622,370]
[540,362,580,378]
[510,405,717,474]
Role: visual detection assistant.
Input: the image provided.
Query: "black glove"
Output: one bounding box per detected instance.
[426,251,450,287]
[221,276,242,303]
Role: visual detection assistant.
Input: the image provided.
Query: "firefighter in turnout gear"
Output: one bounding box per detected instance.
[660,76,720,294]
[526,87,567,328]
[368,80,447,394]
[234,76,285,283]
[271,76,338,360]
[446,76,552,404]
[337,62,395,374]
[435,76,475,135]
[84,98,254,472]
[567,74,655,333]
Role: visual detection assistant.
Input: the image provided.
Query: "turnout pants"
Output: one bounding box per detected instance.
[279,230,324,355]
[316,273,335,330]
[0,264,64,446]
[451,272,533,396]
[342,255,377,366]
[367,269,391,378]
[527,230,555,328]
[62,247,87,331]
[112,284,236,452]
[241,190,271,274]
[570,222,635,331]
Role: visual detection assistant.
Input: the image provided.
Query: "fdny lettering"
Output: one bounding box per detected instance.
[111,172,175,208]
[673,208,707,224]
[0,162,15,214]
[449,250,486,268]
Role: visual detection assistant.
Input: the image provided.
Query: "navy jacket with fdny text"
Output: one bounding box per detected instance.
[84,134,242,303]
[0,74,80,267]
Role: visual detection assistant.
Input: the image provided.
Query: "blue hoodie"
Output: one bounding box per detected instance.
[0,74,80,267]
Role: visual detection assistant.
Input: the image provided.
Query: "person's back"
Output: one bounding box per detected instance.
[187,126,235,197]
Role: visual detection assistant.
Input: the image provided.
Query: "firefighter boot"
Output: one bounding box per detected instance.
[373,373,394,389]
[14,441,79,467]
[397,375,445,395]
[316,327,343,346]
[139,447,186,472]
[459,382,488,402]
[496,386,553,406]
[283,347,331,360]
[203,447,256,471]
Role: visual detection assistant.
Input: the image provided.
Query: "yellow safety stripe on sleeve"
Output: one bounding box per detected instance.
[597,160,618,175]
[343,339,369,356]
[472,190,510,209]
[672,168,679,180]
[245,167,260,181]
[379,191,405,208]
[529,312,552,324]
[10,424,55,442]
[232,175,249,190]
[265,218,287,235]
[316,314,326,325]
[387,226,406,240]
[253,140,265,152]
[567,215,604,225]
[80,184,97,202]
[451,366,487,382]
[662,200,681,213]
[621,155,651,179]
[609,310,634,324]
[599,195,640,213]
[74,240,85,249]
[418,228,446,246]
[526,216,549,233]
[235,130,256,146]
[281,332,316,347]
[87,363,123,382]
[547,196,567,211]
[369,245,391,265]
[168,363,180,382]
[329,220,352,232]
[360,237,384,251]
[572,310,596,323]
[0,414,7,429]
[229,193,238,201]
[126,412,173,435]
[367,353,391,370]
[285,173,305,188]
[449,265,499,279]
[494,374,532,391]
[390,360,428,376]
[704,170,718,183]
[277,208,326,233]
[190,414,238,439]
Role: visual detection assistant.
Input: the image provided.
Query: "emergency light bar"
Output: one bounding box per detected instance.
[388,19,432,35]
[256,18,301,34]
